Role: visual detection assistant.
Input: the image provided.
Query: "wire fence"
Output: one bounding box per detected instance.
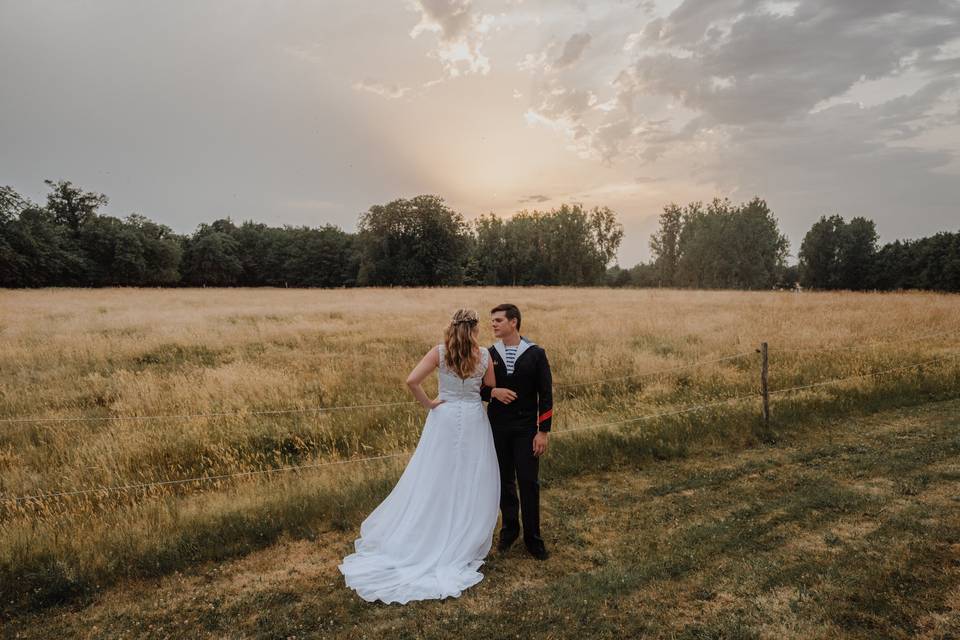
[3,452,412,504]
[0,399,420,426]
[4,391,766,505]
[772,327,960,354]
[5,326,956,427]
[0,349,757,427]
[768,354,959,395]
[553,350,754,389]
[3,338,958,507]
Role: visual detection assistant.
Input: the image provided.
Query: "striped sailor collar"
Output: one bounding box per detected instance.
[494,336,535,366]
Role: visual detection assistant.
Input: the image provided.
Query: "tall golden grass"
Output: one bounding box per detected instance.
[1,286,958,611]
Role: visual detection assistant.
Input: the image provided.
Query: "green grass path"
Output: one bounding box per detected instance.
[5,398,960,639]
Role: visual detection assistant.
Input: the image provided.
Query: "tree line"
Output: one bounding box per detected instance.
[797,215,960,292]
[2,181,956,291]
[0,181,622,288]
[622,197,958,292]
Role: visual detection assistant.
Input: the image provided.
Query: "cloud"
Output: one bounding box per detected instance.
[408,0,494,77]
[699,93,960,252]
[352,78,413,99]
[622,32,642,52]
[517,50,548,72]
[554,32,591,68]
[525,0,960,169]
[628,0,960,126]
[517,194,550,203]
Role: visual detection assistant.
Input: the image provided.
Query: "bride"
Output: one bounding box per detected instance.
[338,308,501,604]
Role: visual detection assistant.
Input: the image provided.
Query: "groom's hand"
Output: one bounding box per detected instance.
[491,387,517,403]
[533,432,549,457]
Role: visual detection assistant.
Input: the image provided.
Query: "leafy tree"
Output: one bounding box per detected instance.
[775,264,800,289]
[2,205,87,286]
[43,179,108,234]
[799,214,845,289]
[356,195,471,286]
[0,186,28,225]
[604,265,633,287]
[589,205,624,269]
[670,197,788,289]
[649,203,682,286]
[799,214,878,290]
[500,211,547,285]
[470,213,505,285]
[1,185,86,286]
[0,187,31,284]
[233,221,282,286]
[466,203,623,286]
[838,216,878,290]
[125,213,182,285]
[78,215,130,285]
[873,231,960,292]
[181,224,243,286]
[281,225,358,287]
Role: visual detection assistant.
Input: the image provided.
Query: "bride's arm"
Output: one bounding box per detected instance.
[482,352,496,391]
[406,345,444,410]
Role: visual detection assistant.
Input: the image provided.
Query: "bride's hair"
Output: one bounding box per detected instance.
[443,308,480,378]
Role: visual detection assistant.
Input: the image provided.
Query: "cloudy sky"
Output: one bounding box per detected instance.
[1,0,958,265]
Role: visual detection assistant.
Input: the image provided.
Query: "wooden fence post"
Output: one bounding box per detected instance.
[761,342,770,431]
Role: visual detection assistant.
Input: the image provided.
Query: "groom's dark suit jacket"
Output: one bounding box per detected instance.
[480,337,553,433]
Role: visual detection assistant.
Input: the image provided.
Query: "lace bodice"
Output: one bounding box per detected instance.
[437,344,489,403]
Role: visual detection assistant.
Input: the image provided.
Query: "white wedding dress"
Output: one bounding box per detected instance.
[338,345,501,604]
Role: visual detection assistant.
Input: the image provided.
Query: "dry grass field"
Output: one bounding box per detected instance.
[1,287,959,637]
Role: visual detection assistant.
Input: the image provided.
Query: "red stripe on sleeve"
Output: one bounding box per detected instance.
[537,409,553,423]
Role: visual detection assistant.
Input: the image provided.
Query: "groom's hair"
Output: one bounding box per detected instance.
[490,303,521,331]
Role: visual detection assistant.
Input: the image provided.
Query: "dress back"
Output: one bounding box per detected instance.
[437,344,488,403]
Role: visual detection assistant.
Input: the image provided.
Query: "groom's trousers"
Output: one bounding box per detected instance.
[492,427,545,552]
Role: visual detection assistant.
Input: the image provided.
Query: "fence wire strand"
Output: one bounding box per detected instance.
[773,327,960,354]
[554,350,754,389]
[768,353,960,395]
[3,331,958,507]
[0,351,756,426]
[2,392,759,505]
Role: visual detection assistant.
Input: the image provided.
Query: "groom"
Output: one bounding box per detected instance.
[480,303,553,560]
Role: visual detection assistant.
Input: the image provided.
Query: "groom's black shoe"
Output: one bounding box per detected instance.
[526,544,549,560]
[497,534,518,552]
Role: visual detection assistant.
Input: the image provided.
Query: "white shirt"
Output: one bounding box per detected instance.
[503,343,519,374]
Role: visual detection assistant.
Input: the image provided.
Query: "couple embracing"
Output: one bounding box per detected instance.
[338,303,554,605]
